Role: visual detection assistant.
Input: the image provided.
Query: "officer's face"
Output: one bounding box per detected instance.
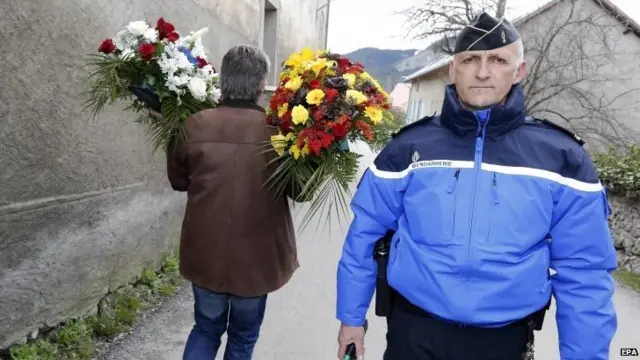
[449,41,527,109]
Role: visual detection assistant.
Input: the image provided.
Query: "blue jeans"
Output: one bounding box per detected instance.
[183,284,268,360]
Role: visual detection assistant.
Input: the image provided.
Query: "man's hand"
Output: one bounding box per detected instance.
[337,324,365,359]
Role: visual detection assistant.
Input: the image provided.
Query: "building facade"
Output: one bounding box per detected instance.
[0,0,329,349]
[403,0,640,150]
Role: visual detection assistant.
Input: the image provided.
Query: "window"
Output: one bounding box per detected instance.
[262,0,278,85]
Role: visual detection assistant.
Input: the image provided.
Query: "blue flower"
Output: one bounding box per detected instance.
[178,46,199,65]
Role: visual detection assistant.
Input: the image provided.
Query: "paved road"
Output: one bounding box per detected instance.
[100,143,640,360]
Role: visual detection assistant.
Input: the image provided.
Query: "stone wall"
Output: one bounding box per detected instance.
[609,195,640,275]
[0,0,328,350]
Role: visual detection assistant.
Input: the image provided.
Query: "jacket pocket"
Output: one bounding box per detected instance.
[482,172,499,242]
[447,168,461,237]
[405,168,462,246]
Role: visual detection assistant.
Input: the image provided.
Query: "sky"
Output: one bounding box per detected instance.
[326,0,640,54]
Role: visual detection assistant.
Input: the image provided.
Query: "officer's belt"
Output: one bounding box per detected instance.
[393,292,550,329]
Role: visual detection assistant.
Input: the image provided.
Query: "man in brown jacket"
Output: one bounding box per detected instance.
[166,44,299,360]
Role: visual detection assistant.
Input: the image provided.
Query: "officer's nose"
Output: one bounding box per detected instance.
[475,60,491,81]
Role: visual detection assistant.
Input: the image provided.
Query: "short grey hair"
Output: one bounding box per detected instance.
[220,45,271,102]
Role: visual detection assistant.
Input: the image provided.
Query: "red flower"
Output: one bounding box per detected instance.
[98,39,116,54]
[156,18,179,42]
[355,120,374,141]
[325,88,339,103]
[166,32,179,42]
[279,112,294,133]
[309,79,321,89]
[313,109,324,122]
[197,57,208,68]
[338,58,350,72]
[298,127,335,156]
[138,43,156,61]
[331,122,348,139]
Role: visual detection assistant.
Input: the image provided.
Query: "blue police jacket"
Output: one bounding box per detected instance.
[336,83,618,359]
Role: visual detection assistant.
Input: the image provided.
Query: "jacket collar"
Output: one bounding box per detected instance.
[217,98,265,113]
[439,83,526,137]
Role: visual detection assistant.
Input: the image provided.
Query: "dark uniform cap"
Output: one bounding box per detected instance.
[454,12,521,54]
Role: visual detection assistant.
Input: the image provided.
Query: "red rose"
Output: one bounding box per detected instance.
[166,32,179,42]
[156,18,179,41]
[138,43,156,61]
[98,39,116,54]
[332,122,348,139]
[197,57,208,68]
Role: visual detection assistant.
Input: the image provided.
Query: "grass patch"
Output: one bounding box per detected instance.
[4,254,183,360]
[614,269,640,292]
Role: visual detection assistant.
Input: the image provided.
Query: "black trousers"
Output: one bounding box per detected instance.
[383,295,532,360]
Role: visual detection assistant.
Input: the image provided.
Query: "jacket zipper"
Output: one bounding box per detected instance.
[466,120,487,267]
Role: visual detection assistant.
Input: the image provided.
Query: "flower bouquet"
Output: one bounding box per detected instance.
[83,17,220,152]
[264,48,394,229]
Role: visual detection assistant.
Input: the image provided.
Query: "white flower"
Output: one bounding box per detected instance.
[198,64,215,80]
[143,28,158,43]
[190,38,206,58]
[187,77,208,101]
[114,29,137,51]
[166,75,189,94]
[179,27,209,46]
[210,88,222,103]
[126,21,150,36]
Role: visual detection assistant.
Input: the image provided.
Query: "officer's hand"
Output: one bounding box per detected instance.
[337,324,365,359]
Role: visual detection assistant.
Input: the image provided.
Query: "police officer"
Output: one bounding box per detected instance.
[335,12,617,360]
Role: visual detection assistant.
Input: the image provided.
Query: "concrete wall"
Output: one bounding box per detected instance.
[610,195,640,275]
[0,0,328,349]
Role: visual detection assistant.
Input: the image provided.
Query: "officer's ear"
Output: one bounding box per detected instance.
[512,60,528,84]
[448,61,456,83]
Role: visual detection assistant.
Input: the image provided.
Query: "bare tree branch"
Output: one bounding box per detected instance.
[400,0,640,150]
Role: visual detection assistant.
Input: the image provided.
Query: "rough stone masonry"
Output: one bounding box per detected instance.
[609,194,640,275]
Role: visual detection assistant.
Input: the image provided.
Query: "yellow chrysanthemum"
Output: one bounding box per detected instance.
[346,90,367,105]
[285,76,302,92]
[310,58,328,74]
[289,143,310,160]
[285,53,301,68]
[277,103,289,117]
[360,71,373,82]
[306,89,325,106]
[270,134,289,156]
[343,73,356,88]
[291,105,309,125]
[365,106,383,124]
[300,47,315,62]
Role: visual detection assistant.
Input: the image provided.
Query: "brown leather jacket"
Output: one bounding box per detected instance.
[167,99,299,297]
